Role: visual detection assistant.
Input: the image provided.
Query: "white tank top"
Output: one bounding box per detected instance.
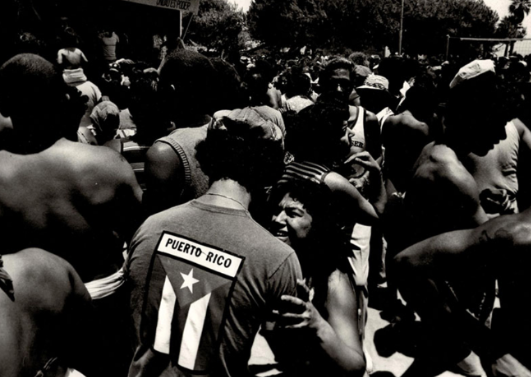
[466,121,520,217]
[347,106,366,155]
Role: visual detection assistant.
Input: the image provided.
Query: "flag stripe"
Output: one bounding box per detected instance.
[153,277,177,354]
[178,292,212,369]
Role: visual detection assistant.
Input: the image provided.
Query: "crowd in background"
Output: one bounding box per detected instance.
[1,17,531,377]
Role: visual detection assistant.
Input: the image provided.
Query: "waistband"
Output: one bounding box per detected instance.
[85,268,125,300]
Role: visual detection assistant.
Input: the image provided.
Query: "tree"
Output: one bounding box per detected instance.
[247,0,499,56]
[496,15,526,38]
[247,0,330,49]
[509,0,531,24]
[183,0,245,55]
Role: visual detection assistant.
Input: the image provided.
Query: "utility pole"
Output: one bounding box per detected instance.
[399,0,405,55]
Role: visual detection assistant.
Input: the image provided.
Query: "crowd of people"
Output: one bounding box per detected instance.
[1,19,531,377]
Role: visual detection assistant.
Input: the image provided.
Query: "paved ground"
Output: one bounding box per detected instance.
[249,305,461,377]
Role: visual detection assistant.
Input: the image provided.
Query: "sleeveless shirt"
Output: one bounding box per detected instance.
[154,124,210,203]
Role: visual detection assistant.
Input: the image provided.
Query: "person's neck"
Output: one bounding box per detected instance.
[176,113,211,129]
[438,117,466,156]
[200,179,251,210]
[7,133,61,155]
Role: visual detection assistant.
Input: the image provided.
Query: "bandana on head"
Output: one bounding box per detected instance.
[210,106,285,142]
[90,101,120,132]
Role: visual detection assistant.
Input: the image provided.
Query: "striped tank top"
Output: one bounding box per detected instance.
[277,161,331,186]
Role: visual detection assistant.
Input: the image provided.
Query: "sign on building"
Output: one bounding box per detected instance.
[122,0,200,14]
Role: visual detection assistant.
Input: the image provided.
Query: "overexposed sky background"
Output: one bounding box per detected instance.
[484,0,531,35]
[230,0,251,12]
[231,0,531,36]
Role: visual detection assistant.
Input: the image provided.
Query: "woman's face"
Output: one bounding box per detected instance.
[270,193,313,248]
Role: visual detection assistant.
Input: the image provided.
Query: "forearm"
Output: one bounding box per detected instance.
[371,173,387,217]
[313,318,365,376]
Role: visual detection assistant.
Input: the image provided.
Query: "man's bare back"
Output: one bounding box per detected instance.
[382,110,432,193]
[404,142,488,246]
[0,138,143,281]
[0,249,93,377]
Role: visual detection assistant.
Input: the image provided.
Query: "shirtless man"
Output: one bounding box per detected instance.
[0,54,143,282]
[0,54,143,376]
[382,72,438,194]
[404,60,509,248]
[395,60,514,376]
[0,249,94,377]
[394,208,531,376]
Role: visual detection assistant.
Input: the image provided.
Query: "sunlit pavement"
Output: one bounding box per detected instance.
[249,306,461,377]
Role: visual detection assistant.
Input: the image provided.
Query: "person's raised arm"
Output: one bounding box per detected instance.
[325,172,379,226]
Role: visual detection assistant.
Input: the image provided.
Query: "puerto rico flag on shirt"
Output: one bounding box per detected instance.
[141,231,244,373]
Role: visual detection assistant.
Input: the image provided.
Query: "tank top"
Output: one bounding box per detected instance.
[465,121,520,217]
[347,106,366,155]
[277,161,331,186]
[154,124,210,203]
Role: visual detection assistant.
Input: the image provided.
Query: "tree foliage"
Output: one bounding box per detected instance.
[509,0,531,24]
[496,15,526,38]
[183,0,245,54]
[248,0,499,55]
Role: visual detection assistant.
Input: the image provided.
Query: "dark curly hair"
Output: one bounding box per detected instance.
[209,58,246,112]
[268,179,351,311]
[285,101,350,166]
[196,128,284,193]
[319,56,355,92]
[285,68,312,98]
[159,50,217,119]
[0,54,86,151]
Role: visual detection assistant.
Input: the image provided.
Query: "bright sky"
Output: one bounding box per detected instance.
[231,0,531,36]
[230,0,251,12]
[483,0,531,35]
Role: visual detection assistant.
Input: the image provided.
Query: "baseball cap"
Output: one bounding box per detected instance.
[449,59,495,89]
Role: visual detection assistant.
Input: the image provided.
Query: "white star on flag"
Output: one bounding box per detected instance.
[180,268,200,294]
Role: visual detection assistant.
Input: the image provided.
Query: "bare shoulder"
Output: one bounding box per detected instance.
[52,140,136,185]
[4,249,82,302]
[512,118,527,135]
[8,248,74,280]
[386,112,429,134]
[323,171,352,192]
[414,143,475,188]
[327,269,357,306]
[145,141,182,174]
